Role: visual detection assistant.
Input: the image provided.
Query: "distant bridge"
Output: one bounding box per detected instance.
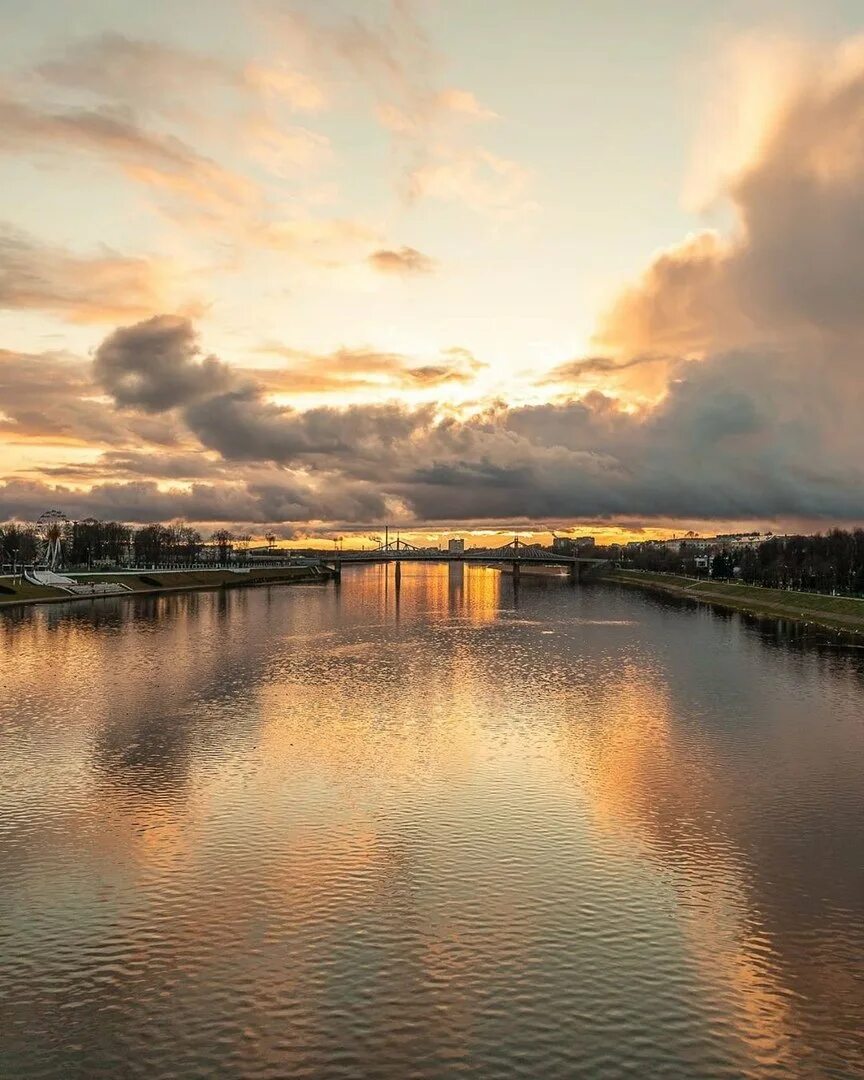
[325,538,608,583]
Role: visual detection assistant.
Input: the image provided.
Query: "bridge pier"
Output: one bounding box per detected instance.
[511,561,520,583]
[568,560,580,584]
[394,560,402,586]
[332,559,341,583]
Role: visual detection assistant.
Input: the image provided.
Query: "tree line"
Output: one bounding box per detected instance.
[622,529,864,595]
[737,531,864,593]
[0,519,262,569]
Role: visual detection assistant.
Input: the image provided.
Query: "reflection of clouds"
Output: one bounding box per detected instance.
[560,661,796,1069]
[1,588,358,878]
[558,644,864,1077]
[3,567,863,1076]
[3,569,538,1075]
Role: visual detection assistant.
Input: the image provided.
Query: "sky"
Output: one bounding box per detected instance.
[2,0,864,545]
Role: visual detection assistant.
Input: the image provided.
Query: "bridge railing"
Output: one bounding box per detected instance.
[332,549,607,565]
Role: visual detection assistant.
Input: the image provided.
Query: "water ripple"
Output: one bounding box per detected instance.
[1,567,862,1078]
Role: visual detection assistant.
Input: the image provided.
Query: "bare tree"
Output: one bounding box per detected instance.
[210,530,235,564]
[236,533,253,564]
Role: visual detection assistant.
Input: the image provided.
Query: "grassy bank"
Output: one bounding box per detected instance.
[603,569,864,633]
[0,579,68,603]
[0,565,328,609]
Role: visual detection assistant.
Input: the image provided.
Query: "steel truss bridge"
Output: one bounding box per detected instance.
[326,538,608,582]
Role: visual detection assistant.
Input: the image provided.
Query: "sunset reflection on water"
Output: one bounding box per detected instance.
[0,566,862,1078]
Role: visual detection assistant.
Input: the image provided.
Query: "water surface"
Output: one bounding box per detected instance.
[1,565,862,1078]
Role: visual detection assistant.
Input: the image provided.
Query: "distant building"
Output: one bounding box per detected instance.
[448,538,465,553]
[632,538,672,550]
[679,537,715,552]
[715,532,783,549]
[552,536,595,555]
[632,534,717,555]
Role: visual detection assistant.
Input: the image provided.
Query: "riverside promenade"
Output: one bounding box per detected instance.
[0,564,331,609]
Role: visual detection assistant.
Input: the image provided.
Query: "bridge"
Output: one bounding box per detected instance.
[325,538,608,583]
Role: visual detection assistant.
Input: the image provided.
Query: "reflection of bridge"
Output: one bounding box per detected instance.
[326,538,608,583]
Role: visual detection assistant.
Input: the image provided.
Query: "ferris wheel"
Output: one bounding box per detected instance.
[36,509,69,570]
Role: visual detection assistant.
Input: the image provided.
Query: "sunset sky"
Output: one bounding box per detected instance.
[2,0,864,544]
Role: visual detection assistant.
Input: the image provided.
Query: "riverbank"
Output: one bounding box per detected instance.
[603,569,864,634]
[0,565,330,609]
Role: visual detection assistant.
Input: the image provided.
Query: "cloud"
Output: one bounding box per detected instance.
[94,315,241,412]
[408,147,534,217]
[0,91,255,214]
[0,473,386,527]
[5,36,338,249]
[82,286,863,524]
[37,31,326,116]
[541,354,670,382]
[244,120,332,176]
[539,352,677,402]
[35,34,237,115]
[184,393,432,465]
[244,341,482,393]
[598,44,864,355]
[269,2,433,105]
[435,89,498,121]
[0,346,181,447]
[86,313,858,527]
[268,2,525,214]
[93,315,437,464]
[0,347,119,445]
[7,18,512,284]
[2,321,480,494]
[375,88,496,137]
[399,364,473,386]
[14,30,864,537]
[367,245,436,275]
[37,450,228,483]
[474,37,864,524]
[243,63,327,111]
[248,345,408,394]
[0,225,191,323]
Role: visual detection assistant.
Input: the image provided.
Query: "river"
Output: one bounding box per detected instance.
[1,564,862,1079]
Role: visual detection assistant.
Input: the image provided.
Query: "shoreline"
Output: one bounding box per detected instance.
[602,570,864,635]
[0,566,331,611]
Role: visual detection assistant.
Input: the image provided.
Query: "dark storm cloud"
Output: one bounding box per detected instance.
[0,478,256,523]
[85,305,864,526]
[94,315,240,412]
[95,315,436,462]
[0,474,386,526]
[246,477,386,523]
[36,450,228,483]
[185,392,432,463]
